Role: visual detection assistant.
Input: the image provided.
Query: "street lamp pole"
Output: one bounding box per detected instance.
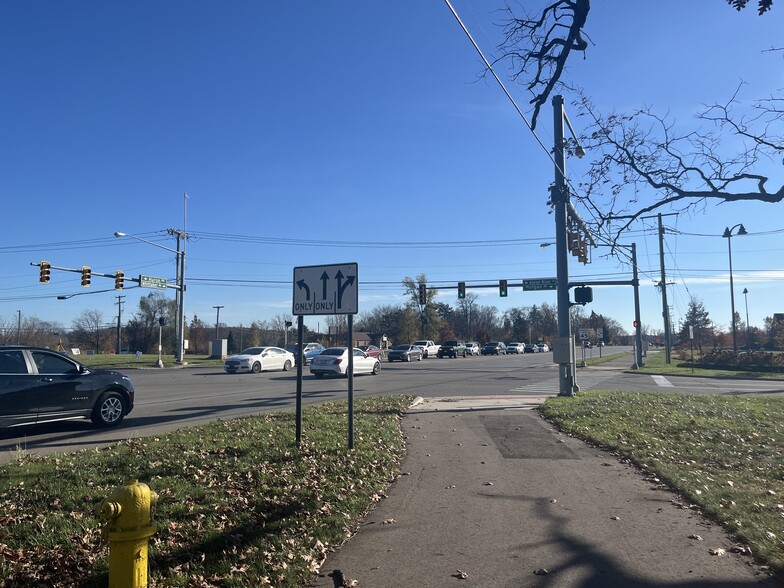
[743,287,750,348]
[114,231,186,363]
[722,223,747,354]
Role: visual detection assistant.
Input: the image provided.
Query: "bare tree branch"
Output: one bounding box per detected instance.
[572,89,783,241]
[496,0,590,129]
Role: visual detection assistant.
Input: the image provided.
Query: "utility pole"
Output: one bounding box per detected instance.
[213,305,224,340]
[16,310,21,344]
[657,214,672,364]
[168,228,188,363]
[552,95,576,396]
[115,295,125,354]
[631,244,644,368]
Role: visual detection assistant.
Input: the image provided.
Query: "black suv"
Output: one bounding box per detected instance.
[0,346,135,429]
[482,341,507,355]
[438,340,467,358]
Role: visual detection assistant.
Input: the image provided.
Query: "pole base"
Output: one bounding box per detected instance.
[156,359,164,368]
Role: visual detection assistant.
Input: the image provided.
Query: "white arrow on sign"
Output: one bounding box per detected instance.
[293,263,358,316]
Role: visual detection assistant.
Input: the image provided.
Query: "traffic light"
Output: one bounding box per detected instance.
[574,286,593,305]
[418,283,427,305]
[81,266,91,287]
[39,261,51,284]
[499,279,508,297]
[114,270,125,290]
[633,320,640,329]
[457,281,466,299]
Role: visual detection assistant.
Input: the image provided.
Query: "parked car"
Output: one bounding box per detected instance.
[481,341,507,355]
[413,340,440,358]
[537,343,550,352]
[507,342,525,354]
[438,340,467,358]
[286,342,325,365]
[358,344,383,359]
[465,342,481,356]
[0,345,135,429]
[225,346,295,373]
[387,344,423,362]
[310,347,381,378]
[524,343,538,353]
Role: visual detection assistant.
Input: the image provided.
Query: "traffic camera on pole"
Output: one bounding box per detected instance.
[81,266,92,287]
[39,261,51,284]
[499,279,508,297]
[114,270,125,290]
[457,282,466,299]
[418,283,427,305]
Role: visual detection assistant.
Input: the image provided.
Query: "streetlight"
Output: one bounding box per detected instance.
[722,223,747,354]
[114,231,187,363]
[743,287,750,349]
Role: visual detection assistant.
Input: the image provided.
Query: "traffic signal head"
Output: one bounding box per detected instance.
[499,279,508,297]
[39,261,51,284]
[81,266,91,287]
[633,320,640,329]
[114,270,125,290]
[457,281,466,298]
[418,283,427,305]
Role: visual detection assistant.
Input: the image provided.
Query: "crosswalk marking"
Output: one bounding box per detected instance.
[508,371,619,394]
[652,375,674,387]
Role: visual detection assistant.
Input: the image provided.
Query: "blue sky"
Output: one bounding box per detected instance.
[1,1,782,338]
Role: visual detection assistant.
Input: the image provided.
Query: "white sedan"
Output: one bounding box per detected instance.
[224,346,295,374]
[310,347,381,379]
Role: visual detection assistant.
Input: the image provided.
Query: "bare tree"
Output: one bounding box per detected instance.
[71,309,108,352]
[498,1,774,130]
[576,86,783,241]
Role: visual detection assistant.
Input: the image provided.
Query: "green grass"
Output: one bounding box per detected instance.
[540,391,784,574]
[75,353,225,370]
[0,396,413,587]
[580,351,630,366]
[638,350,784,379]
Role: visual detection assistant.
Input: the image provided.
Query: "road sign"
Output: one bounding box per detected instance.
[523,277,557,291]
[293,263,358,315]
[140,275,168,289]
[579,328,589,340]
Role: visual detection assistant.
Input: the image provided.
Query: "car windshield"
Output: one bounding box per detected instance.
[484,342,498,346]
[240,347,265,355]
[444,341,458,345]
[321,348,345,356]
[393,345,410,350]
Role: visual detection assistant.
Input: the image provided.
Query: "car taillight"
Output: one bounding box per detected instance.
[333,358,343,365]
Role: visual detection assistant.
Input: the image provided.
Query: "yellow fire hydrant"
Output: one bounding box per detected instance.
[99,478,159,588]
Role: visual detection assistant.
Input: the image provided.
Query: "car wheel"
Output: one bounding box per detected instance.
[252,362,262,373]
[314,372,324,379]
[283,360,292,371]
[372,361,381,375]
[388,358,394,362]
[417,355,422,361]
[91,392,125,427]
[405,354,411,362]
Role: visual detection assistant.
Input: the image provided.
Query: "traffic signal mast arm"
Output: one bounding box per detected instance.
[30,262,142,285]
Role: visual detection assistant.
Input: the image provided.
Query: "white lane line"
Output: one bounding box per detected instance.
[652,375,674,387]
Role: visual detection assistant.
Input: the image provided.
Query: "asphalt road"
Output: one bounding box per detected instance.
[2,347,781,464]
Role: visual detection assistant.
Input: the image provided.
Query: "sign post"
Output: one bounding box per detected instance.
[292,263,359,449]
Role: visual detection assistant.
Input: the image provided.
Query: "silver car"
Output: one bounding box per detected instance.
[310,347,381,378]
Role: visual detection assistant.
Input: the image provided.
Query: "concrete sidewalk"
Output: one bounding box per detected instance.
[307,394,776,587]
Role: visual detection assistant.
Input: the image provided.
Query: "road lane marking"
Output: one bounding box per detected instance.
[652,375,673,387]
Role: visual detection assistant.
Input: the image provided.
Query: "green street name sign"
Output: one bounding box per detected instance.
[140,275,168,289]
[522,278,557,291]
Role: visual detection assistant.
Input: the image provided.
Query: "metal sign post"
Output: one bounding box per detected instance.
[292,263,359,449]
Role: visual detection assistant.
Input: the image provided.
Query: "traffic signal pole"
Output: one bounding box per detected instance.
[552,95,576,397]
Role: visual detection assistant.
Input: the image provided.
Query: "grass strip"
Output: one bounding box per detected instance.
[639,350,784,380]
[0,395,413,587]
[540,390,784,575]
